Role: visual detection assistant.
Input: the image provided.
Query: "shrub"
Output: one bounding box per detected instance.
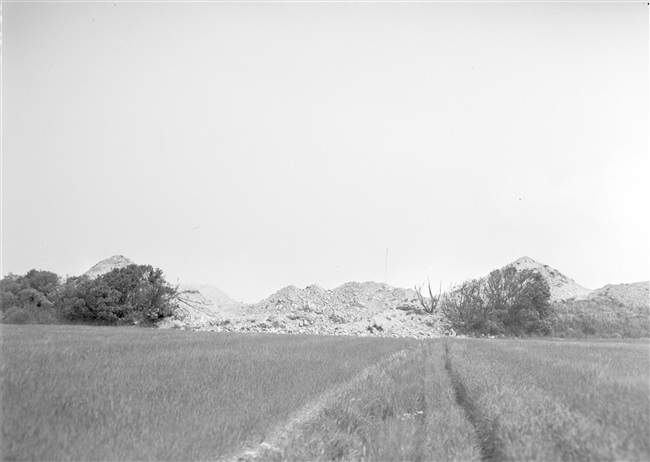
[2,306,30,324]
[550,298,650,338]
[1,264,179,326]
[440,268,552,337]
[58,265,178,325]
[1,271,62,324]
[2,303,60,325]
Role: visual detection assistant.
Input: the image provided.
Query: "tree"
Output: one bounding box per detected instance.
[0,271,60,311]
[22,270,60,298]
[0,274,22,312]
[0,271,61,324]
[57,276,94,321]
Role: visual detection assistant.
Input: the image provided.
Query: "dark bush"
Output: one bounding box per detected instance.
[1,271,62,323]
[441,267,552,336]
[58,265,178,325]
[1,264,179,326]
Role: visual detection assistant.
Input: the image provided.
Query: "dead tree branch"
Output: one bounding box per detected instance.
[415,279,442,314]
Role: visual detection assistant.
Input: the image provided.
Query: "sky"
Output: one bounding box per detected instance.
[2,1,648,303]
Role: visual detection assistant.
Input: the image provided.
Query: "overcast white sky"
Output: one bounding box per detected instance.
[2,1,648,303]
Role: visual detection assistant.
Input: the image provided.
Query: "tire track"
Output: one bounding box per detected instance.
[223,347,415,462]
[444,342,505,462]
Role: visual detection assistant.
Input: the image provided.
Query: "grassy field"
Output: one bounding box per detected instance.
[2,326,649,461]
[1,325,413,461]
[258,338,649,461]
[446,338,650,461]
[259,342,482,462]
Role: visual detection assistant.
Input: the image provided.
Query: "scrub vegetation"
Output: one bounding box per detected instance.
[3,265,647,340]
[550,298,650,338]
[437,266,553,337]
[0,266,178,325]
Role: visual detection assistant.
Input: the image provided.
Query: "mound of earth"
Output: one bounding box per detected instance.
[503,256,592,301]
[255,281,419,316]
[588,281,649,309]
[154,256,641,339]
[172,281,452,339]
[157,288,220,329]
[157,284,247,329]
[179,283,240,307]
[83,255,135,279]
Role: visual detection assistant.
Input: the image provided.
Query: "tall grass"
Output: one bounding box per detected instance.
[1,325,411,461]
[446,337,650,461]
[260,342,481,462]
[258,338,649,461]
[5,326,648,462]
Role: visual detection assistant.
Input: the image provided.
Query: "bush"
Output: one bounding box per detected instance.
[550,298,650,338]
[2,306,30,324]
[58,265,178,325]
[1,265,179,326]
[440,267,552,337]
[1,271,63,324]
[2,303,60,325]
[1,271,61,312]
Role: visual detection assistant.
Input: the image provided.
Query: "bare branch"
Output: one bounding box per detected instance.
[415,278,442,314]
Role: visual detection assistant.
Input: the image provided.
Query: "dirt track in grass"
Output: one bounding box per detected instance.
[226,348,414,462]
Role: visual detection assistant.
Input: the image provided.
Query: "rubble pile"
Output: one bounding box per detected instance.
[159,281,453,339]
[83,254,648,340]
[156,289,220,329]
[587,282,649,309]
[505,256,592,301]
